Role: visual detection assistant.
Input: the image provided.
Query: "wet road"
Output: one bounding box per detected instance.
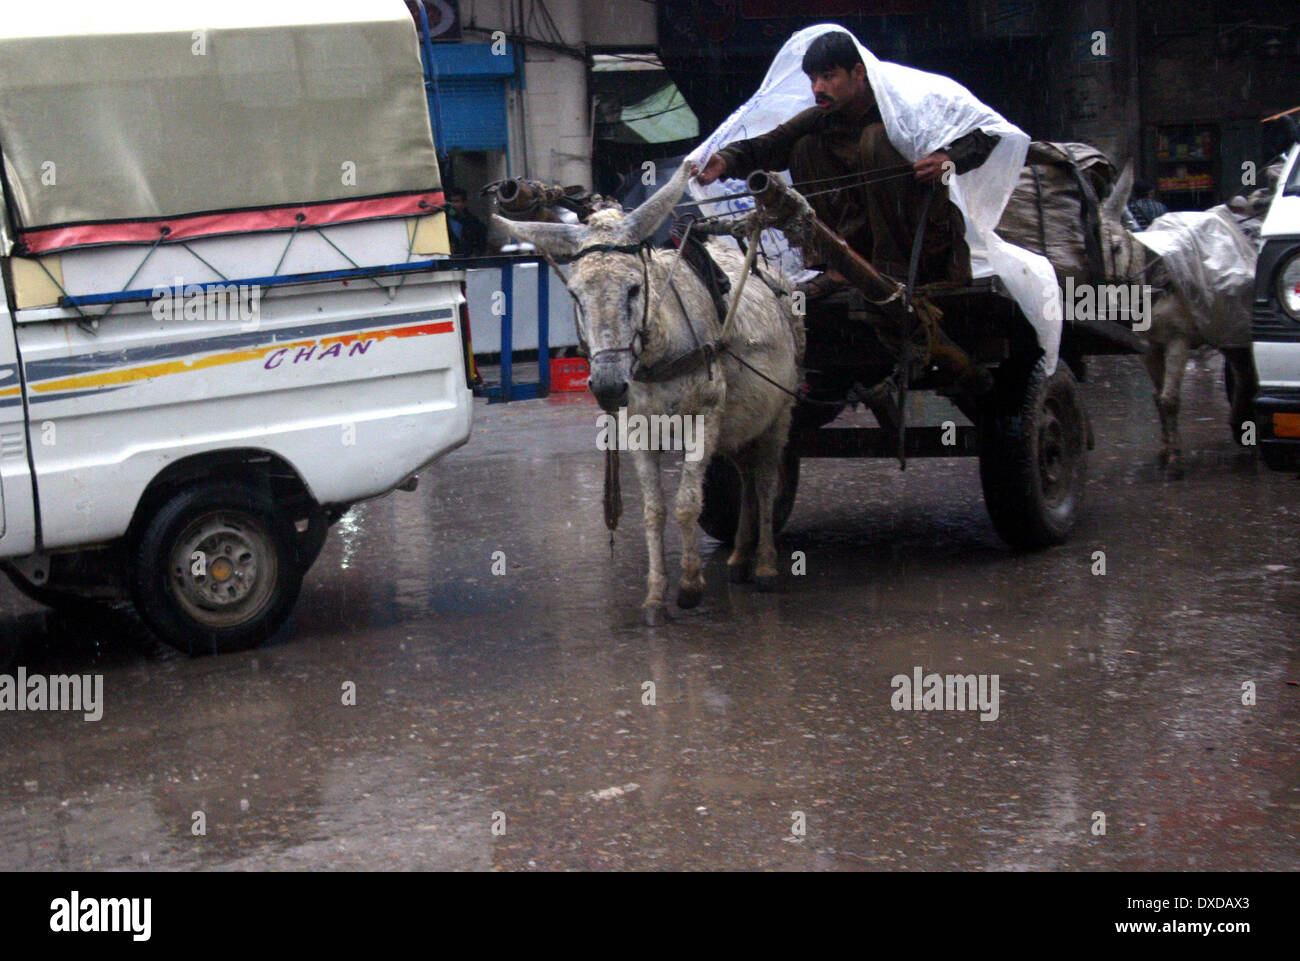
[2,354,1297,870]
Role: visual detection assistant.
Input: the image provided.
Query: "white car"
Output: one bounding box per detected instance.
[1253,137,1300,471]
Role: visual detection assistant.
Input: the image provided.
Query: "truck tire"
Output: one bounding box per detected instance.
[129,481,303,655]
[979,359,1087,548]
[699,448,800,545]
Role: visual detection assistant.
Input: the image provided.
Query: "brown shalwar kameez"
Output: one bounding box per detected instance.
[717,100,999,285]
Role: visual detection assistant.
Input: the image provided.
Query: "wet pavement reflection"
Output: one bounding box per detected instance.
[1,354,1297,870]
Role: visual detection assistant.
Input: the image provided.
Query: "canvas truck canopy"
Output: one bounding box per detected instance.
[0,0,442,256]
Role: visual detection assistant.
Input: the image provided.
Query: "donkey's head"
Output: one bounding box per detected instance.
[1099,161,1142,282]
[493,160,694,412]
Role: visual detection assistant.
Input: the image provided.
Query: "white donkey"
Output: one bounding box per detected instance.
[494,160,803,622]
[1098,164,1259,477]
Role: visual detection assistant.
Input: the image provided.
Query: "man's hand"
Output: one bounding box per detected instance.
[913,151,953,184]
[696,153,729,186]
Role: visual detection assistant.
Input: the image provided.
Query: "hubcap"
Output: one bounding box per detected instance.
[1038,397,1078,508]
[169,512,278,628]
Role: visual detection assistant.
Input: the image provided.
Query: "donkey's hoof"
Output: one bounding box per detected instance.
[677,585,703,609]
[643,604,666,627]
[753,573,778,593]
[727,563,751,584]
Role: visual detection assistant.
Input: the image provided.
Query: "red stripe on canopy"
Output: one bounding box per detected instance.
[18,192,445,255]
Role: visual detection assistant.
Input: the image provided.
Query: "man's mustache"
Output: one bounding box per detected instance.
[815,95,832,105]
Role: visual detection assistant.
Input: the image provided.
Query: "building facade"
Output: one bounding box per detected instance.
[657,0,1299,211]
[415,1,1296,225]
[416,0,659,240]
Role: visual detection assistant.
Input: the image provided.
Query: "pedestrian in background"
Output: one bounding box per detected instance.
[1128,180,1169,230]
[446,186,489,257]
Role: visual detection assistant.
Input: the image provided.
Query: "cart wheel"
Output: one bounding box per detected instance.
[699,448,800,545]
[129,481,304,655]
[979,359,1087,548]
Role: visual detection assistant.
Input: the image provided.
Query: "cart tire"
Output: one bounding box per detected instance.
[699,448,800,545]
[979,359,1087,548]
[129,481,303,655]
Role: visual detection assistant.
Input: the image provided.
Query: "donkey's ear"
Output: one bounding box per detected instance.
[492,216,587,261]
[1102,162,1135,221]
[619,158,695,243]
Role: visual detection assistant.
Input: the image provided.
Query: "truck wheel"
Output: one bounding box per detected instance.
[979,359,1087,548]
[130,482,303,655]
[699,448,800,545]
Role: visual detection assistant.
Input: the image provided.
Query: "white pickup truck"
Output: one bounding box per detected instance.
[0,2,473,652]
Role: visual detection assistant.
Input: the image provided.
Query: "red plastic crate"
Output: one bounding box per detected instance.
[549,357,589,392]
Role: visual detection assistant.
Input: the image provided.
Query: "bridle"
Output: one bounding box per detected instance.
[565,241,654,370]
[554,233,744,385]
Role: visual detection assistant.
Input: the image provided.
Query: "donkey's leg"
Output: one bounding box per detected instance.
[1157,337,1192,478]
[1222,346,1258,444]
[749,424,788,593]
[674,410,721,609]
[631,447,668,622]
[1143,342,1171,467]
[727,456,759,583]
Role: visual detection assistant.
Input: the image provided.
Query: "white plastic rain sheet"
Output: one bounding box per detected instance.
[686,23,1063,372]
[1135,207,1259,349]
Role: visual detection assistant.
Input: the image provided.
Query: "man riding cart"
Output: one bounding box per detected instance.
[682,24,1125,549]
[494,25,1138,550]
[696,30,1002,292]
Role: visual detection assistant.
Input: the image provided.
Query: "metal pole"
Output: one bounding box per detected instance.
[537,259,550,396]
[413,3,445,154]
[501,261,514,403]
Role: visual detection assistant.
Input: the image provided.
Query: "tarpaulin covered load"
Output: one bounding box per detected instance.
[687,22,1064,372]
[1136,207,1259,348]
[995,142,1117,285]
[0,0,442,256]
